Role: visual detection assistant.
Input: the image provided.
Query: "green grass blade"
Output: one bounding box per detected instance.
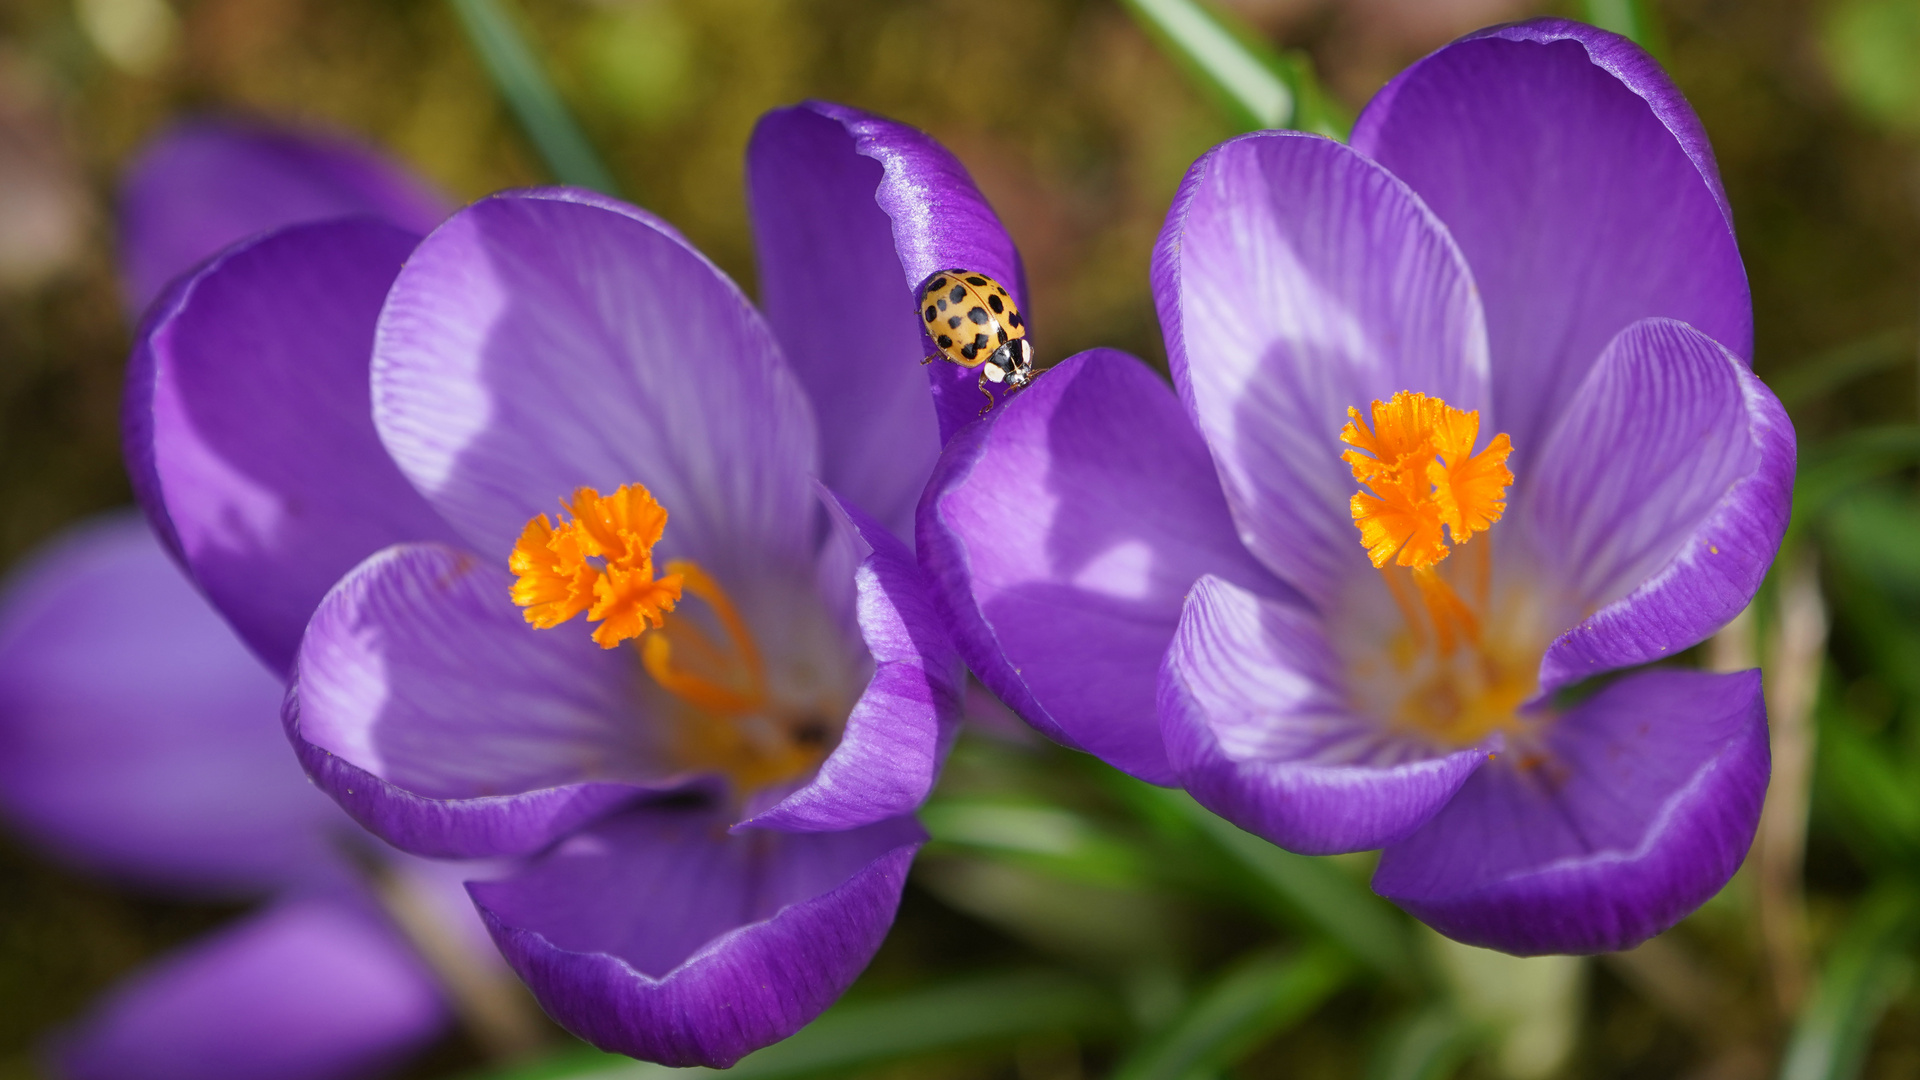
[468,970,1123,1080]
[1365,1008,1476,1080]
[1110,944,1351,1080]
[449,0,622,196]
[1778,885,1918,1080]
[1119,0,1346,137]
[1146,786,1417,980]
[1581,0,1666,55]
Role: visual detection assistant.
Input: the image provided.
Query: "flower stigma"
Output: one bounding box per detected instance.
[510,484,841,793]
[1340,393,1533,747]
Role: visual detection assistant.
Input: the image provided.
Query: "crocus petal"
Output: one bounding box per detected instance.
[126,217,460,675]
[1531,319,1794,692]
[469,803,923,1067]
[773,102,1028,443]
[373,188,818,583]
[1351,17,1750,454]
[918,349,1286,784]
[50,895,447,1080]
[1154,130,1490,607]
[0,514,341,895]
[118,117,450,315]
[1159,574,1488,854]
[291,542,679,859]
[743,489,963,832]
[747,106,941,537]
[1374,667,1768,955]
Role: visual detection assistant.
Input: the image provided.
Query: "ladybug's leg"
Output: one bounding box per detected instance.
[977,372,996,416]
[922,354,939,365]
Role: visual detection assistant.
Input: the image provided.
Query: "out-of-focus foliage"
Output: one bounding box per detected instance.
[4,0,1920,1077]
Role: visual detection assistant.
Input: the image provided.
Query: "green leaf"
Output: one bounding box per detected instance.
[1130,784,1418,981]
[1580,0,1665,56]
[1111,944,1351,1080]
[1779,885,1917,1080]
[467,970,1123,1080]
[1788,425,1920,550]
[449,0,622,196]
[1118,0,1347,138]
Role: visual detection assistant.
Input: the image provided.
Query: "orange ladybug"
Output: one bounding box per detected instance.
[918,269,1036,414]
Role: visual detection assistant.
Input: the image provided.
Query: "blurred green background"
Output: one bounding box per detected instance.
[3,0,1920,1077]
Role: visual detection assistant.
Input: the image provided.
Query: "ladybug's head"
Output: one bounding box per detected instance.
[988,338,1036,389]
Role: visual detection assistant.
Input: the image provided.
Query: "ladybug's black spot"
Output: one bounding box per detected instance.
[929,276,948,292]
[949,285,967,304]
[961,343,978,360]
[937,297,948,312]
[1009,312,1024,329]
[973,333,989,351]
[924,306,936,323]
[937,334,953,348]
[948,315,963,329]
[967,306,989,325]
[792,718,829,747]
[997,328,1008,344]
[987,294,1004,314]
[965,275,988,287]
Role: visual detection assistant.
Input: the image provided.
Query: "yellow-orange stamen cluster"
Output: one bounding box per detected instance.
[1341,391,1513,572]
[509,484,684,649]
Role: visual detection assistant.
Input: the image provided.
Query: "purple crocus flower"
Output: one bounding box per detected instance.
[918,19,1794,955]
[130,101,1024,1064]
[0,120,495,1080]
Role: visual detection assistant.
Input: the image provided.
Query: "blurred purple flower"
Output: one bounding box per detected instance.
[0,516,456,1080]
[0,120,488,1080]
[127,101,1021,1064]
[918,19,1794,954]
[118,117,448,316]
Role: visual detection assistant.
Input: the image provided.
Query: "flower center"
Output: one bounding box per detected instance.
[509,484,836,792]
[1340,392,1531,746]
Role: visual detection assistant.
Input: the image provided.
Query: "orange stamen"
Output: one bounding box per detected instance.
[1340,391,1513,571]
[509,484,684,649]
[640,560,767,717]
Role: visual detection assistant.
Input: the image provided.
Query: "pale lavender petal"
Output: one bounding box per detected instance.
[1531,319,1794,692]
[1374,668,1768,955]
[118,117,450,315]
[372,188,818,585]
[743,489,963,832]
[126,218,460,675]
[918,349,1286,784]
[0,514,341,895]
[1152,130,1490,606]
[747,106,941,537]
[470,803,923,1067]
[50,895,447,1080]
[784,102,1027,442]
[291,542,678,859]
[1159,574,1487,854]
[1351,17,1750,454]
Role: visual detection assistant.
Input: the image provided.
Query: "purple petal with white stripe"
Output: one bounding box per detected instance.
[1153,130,1489,606]
[1160,574,1487,854]
[126,217,459,675]
[1530,319,1793,692]
[918,349,1286,783]
[1352,18,1749,454]
[1374,667,1768,954]
[470,803,923,1067]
